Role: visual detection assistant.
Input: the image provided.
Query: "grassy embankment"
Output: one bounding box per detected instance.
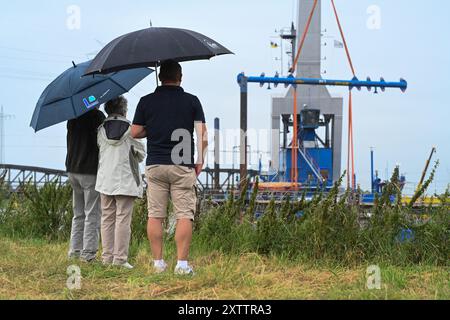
[0,165,448,299]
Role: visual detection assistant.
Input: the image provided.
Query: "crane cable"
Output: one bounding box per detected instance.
[347,91,355,189]
[290,0,319,187]
[292,0,319,71]
[331,0,357,190]
[289,0,357,190]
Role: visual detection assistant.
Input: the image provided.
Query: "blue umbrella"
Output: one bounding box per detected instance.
[30,60,153,132]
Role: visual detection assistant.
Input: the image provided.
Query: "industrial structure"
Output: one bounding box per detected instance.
[2,0,444,211]
[237,0,407,192]
[270,0,343,187]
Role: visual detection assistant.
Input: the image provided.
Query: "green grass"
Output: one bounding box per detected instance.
[0,236,448,300]
[0,169,448,300]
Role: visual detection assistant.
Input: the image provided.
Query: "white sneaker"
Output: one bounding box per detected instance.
[154,261,168,274]
[114,262,134,269]
[174,265,195,276]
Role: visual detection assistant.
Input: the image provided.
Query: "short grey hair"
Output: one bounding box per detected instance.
[105,96,128,116]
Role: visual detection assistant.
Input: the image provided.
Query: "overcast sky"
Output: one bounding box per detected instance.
[1,0,449,193]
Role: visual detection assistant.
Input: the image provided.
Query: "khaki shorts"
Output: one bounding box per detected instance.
[146,165,197,221]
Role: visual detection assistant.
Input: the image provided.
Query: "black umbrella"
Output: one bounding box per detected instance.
[84,27,233,78]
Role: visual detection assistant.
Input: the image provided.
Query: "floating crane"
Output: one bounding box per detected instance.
[237,73,407,188]
[237,0,408,190]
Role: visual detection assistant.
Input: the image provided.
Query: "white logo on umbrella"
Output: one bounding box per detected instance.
[206,42,220,50]
[100,89,111,99]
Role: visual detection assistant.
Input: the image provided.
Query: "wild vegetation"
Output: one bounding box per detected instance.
[0,163,448,266]
[196,165,449,266]
[0,164,448,299]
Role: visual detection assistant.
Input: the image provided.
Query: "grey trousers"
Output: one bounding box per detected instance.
[68,173,101,261]
[100,194,135,265]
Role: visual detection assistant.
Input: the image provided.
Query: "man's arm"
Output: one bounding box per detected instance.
[194,122,208,176]
[131,97,147,139]
[131,138,147,162]
[131,125,147,139]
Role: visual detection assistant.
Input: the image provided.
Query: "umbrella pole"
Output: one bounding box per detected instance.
[155,63,159,87]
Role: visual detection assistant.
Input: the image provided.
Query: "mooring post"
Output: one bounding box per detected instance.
[238,74,248,188]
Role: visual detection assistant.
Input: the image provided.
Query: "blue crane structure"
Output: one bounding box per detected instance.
[237,73,408,187]
[238,73,407,93]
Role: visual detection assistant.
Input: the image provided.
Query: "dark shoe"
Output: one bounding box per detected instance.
[80,256,97,263]
[68,251,81,260]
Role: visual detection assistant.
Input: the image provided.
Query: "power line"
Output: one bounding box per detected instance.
[0,55,71,64]
[0,66,58,78]
[6,145,66,149]
[0,74,55,82]
[0,45,86,60]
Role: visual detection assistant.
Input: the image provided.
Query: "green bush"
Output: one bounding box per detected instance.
[196,189,254,254]
[196,169,449,266]
[130,197,148,244]
[0,166,448,267]
[0,182,73,241]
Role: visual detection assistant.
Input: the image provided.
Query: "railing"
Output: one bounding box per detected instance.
[0,164,69,192]
[0,164,260,193]
[297,148,324,182]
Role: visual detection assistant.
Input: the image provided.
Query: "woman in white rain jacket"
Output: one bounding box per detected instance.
[95,96,146,269]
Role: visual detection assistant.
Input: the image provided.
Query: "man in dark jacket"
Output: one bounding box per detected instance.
[66,109,105,262]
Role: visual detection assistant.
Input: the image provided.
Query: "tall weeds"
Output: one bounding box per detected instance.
[0,168,448,267]
[0,182,72,241]
[196,169,449,266]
